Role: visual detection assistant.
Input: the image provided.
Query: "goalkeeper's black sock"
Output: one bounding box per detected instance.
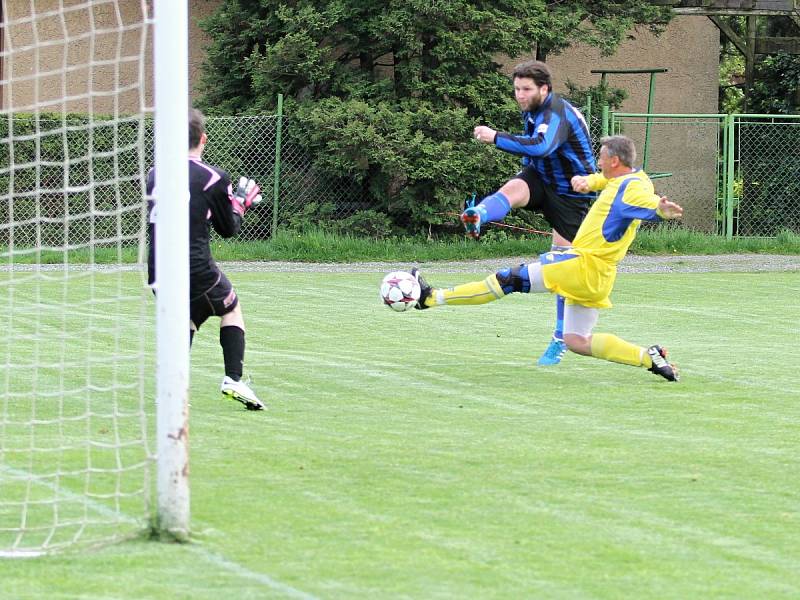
[220,325,245,382]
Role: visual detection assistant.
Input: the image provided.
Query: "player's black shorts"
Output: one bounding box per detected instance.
[190,269,238,329]
[512,166,591,241]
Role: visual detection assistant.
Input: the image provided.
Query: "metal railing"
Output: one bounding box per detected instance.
[610,111,800,237]
[732,114,800,237]
[610,113,726,234]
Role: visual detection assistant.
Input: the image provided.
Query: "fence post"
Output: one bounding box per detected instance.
[725,113,735,240]
[272,93,283,236]
[601,104,609,137]
[719,115,728,236]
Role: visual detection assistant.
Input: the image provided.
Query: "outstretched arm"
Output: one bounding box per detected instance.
[656,196,683,220]
[493,110,565,158]
[208,173,241,238]
[615,182,682,223]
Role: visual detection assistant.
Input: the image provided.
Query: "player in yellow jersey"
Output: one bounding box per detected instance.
[412,135,683,381]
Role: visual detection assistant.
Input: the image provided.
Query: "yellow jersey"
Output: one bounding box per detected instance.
[541,169,663,308]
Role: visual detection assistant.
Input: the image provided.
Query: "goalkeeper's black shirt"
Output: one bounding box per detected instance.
[146,158,242,295]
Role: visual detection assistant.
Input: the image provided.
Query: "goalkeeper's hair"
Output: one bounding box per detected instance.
[512,60,552,90]
[189,108,206,150]
[600,135,637,167]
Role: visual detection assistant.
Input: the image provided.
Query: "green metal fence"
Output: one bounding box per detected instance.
[608,111,800,238]
[732,114,800,237]
[236,106,800,239]
[2,109,799,249]
[197,109,366,241]
[609,112,726,234]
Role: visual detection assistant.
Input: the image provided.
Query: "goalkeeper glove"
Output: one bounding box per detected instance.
[231,177,262,216]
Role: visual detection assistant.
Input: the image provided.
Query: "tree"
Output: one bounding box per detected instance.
[749,52,800,114]
[716,15,800,114]
[198,0,672,236]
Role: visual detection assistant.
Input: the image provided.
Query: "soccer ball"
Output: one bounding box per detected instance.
[380,271,421,312]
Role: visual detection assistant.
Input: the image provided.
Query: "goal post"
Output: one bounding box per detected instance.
[0,0,190,553]
[152,0,190,541]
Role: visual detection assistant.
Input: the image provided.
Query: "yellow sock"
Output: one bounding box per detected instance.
[590,333,652,368]
[425,274,505,307]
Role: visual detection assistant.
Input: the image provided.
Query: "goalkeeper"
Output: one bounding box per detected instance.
[413,135,682,381]
[147,109,264,410]
[468,60,597,366]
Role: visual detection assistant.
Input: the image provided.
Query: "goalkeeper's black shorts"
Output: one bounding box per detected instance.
[513,166,590,242]
[190,268,238,329]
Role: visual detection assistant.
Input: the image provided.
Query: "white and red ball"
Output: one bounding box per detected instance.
[380,271,421,312]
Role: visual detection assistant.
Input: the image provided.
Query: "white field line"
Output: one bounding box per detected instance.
[0,465,319,599]
[184,544,320,600]
[0,464,140,558]
[0,465,138,523]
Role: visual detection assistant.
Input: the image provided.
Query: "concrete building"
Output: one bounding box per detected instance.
[547,17,721,231]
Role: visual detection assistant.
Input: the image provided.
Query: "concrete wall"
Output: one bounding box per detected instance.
[1,0,152,114]
[546,16,718,115]
[541,17,721,231]
[0,0,216,114]
[187,0,218,105]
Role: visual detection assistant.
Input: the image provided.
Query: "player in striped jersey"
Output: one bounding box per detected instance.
[466,60,597,366]
[414,135,682,381]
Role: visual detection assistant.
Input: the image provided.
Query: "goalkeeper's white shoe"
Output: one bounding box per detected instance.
[220,376,265,411]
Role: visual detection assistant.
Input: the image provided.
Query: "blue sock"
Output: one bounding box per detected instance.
[550,245,570,341]
[474,192,511,223]
[553,294,565,341]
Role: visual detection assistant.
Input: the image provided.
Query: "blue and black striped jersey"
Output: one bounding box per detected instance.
[495,93,596,200]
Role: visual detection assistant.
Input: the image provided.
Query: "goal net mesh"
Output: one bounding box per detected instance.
[0,0,152,555]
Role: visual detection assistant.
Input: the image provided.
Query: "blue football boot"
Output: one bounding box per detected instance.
[537,338,567,366]
[460,206,482,239]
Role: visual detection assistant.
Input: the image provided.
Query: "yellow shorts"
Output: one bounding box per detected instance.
[539,250,614,309]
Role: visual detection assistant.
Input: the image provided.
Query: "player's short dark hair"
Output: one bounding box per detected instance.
[189,108,206,150]
[600,135,637,167]
[512,60,552,90]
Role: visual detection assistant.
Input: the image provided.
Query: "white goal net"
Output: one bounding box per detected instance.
[0,0,153,555]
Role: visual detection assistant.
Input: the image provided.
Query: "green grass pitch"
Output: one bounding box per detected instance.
[1,268,799,598]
